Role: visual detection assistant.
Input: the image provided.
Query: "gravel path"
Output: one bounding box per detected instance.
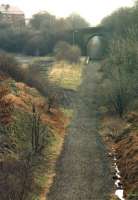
[47,62,113,200]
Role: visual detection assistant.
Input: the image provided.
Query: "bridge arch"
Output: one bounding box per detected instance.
[86,34,106,60]
[71,26,109,59]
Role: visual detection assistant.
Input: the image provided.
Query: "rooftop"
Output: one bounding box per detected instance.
[0,4,24,15]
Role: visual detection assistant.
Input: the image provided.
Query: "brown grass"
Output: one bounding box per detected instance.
[100,113,138,198]
[48,61,83,90]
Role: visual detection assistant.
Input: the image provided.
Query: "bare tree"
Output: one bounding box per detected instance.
[31,104,48,153]
[99,34,138,117]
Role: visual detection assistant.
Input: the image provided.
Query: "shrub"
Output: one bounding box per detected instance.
[67,45,81,63]
[54,41,81,63]
[0,53,26,81]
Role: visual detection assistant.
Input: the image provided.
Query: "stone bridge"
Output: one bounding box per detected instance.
[70,26,110,59]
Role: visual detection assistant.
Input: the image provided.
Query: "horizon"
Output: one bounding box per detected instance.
[0,0,135,25]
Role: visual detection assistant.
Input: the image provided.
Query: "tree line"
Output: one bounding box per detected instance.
[0,12,89,56]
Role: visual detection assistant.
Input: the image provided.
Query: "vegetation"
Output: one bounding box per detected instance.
[97,1,138,117]
[0,12,89,56]
[54,41,81,63]
[48,61,83,90]
[0,50,71,199]
[1,1,138,199]
[98,2,138,199]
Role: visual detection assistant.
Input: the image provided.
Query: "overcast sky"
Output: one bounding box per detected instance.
[0,0,135,25]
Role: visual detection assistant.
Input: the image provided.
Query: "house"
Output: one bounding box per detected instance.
[0,4,25,29]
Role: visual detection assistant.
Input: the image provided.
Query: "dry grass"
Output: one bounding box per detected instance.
[40,132,64,200]
[100,113,138,198]
[102,115,126,130]
[48,61,83,90]
[0,74,70,200]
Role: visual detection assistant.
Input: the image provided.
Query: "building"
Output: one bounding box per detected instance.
[0,4,25,30]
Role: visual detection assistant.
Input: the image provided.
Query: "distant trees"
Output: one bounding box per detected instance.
[29,12,89,31]
[24,31,45,56]
[66,13,89,29]
[29,12,56,30]
[0,12,89,56]
[101,3,138,39]
[0,22,28,53]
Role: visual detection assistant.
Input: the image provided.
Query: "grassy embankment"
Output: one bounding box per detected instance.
[100,113,138,200]
[19,56,83,199]
[95,63,138,200]
[0,54,83,200]
[0,76,68,200]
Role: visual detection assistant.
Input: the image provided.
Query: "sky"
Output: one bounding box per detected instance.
[0,0,135,25]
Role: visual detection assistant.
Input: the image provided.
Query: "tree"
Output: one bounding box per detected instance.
[98,2,138,116]
[0,22,28,53]
[66,13,89,29]
[101,6,138,39]
[99,34,138,117]
[0,11,89,55]
[29,12,56,30]
[24,31,44,56]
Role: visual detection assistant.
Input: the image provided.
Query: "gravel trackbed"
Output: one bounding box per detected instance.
[47,62,112,200]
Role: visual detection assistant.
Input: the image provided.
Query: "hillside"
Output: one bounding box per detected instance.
[0,67,69,200]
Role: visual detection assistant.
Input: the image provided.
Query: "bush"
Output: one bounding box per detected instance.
[54,41,81,63]
[0,53,26,81]
[67,45,81,63]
